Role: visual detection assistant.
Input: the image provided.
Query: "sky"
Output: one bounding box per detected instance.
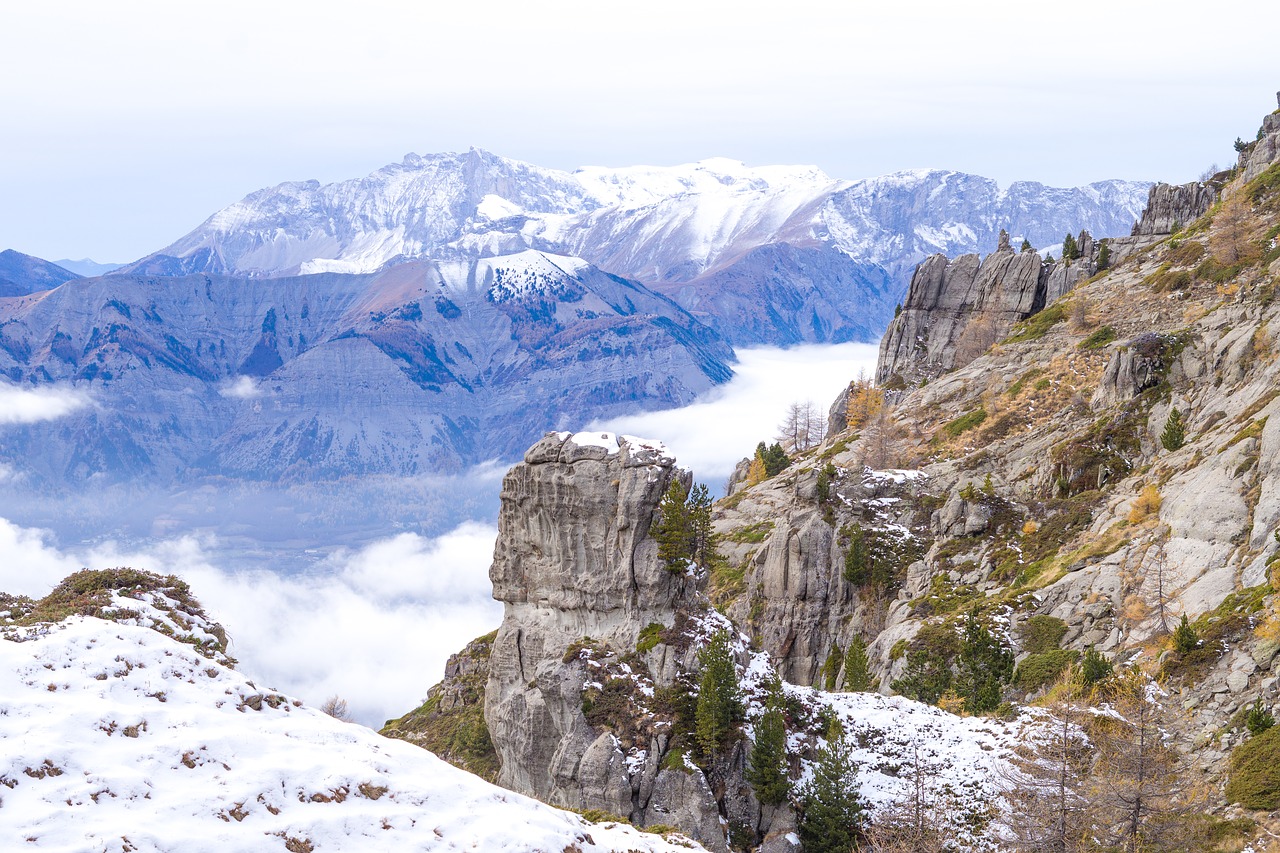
[2,1,1277,263]
[0,343,877,726]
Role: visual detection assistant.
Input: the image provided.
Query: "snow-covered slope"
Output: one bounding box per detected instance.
[0,614,704,853]
[121,150,1150,296]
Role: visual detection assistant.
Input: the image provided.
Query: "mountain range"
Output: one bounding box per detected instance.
[0,151,1151,486]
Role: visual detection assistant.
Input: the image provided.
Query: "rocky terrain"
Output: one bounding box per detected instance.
[395,96,1280,851]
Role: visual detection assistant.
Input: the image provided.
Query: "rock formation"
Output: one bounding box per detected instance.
[875,229,1099,386]
[1130,181,1220,236]
[1238,91,1280,182]
[482,431,734,851]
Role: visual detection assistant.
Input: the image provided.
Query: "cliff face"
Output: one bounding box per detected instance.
[875,230,1097,386]
[1130,181,1220,236]
[482,431,735,851]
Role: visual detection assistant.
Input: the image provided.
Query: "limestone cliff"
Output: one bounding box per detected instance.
[875,229,1099,387]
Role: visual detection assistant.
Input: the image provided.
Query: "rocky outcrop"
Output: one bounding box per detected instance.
[1238,92,1280,182]
[483,431,735,851]
[1130,181,1220,236]
[875,229,1099,386]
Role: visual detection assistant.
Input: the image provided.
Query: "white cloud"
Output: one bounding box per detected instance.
[586,342,880,490]
[0,517,500,728]
[218,376,261,399]
[0,383,90,424]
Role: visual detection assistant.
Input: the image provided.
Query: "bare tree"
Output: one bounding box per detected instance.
[1005,701,1092,853]
[1085,669,1186,853]
[778,400,825,452]
[859,742,949,852]
[861,406,902,470]
[321,695,354,722]
[1210,192,1255,266]
[954,311,1004,366]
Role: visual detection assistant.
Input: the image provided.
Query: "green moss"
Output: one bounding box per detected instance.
[941,408,988,440]
[1220,418,1268,453]
[726,520,774,544]
[819,435,853,461]
[910,574,981,617]
[1078,326,1117,350]
[1227,726,1280,810]
[1013,649,1079,691]
[1004,303,1066,343]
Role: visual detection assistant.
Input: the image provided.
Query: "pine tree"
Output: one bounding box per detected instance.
[1172,615,1198,654]
[1097,239,1112,271]
[1062,232,1080,261]
[695,631,742,759]
[798,719,863,852]
[687,482,715,567]
[842,635,875,692]
[1080,647,1113,686]
[651,478,693,572]
[746,675,790,806]
[1160,409,1186,452]
[1021,238,1034,253]
[822,642,842,691]
[954,609,1014,715]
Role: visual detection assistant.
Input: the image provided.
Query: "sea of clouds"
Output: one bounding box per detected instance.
[0,342,879,726]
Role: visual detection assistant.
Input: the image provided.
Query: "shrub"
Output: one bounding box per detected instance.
[636,622,665,655]
[1226,726,1280,809]
[1021,615,1068,654]
[1128,485,1162,524]
[1173,615,1199,654]
[1080,647,1113,685]
[1005,303,1066,343]
[1245,698,1275,736]
[1013,649,1079,691]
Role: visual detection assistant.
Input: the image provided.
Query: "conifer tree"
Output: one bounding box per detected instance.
[687,482,715,567]
[1021,238,1034,253]
[1097,239,1111,271]
[651,478,693,572]
[1160,409,1186,452]
[822,642,843,691]
[954,609,1014,715]
[1062,231,1080,261]
[695,631,742,759]
[1172,614,1198,654]
[746,674,790,807]
[842,635,875,692]
[1080,647,1113,686]
[798,718,863,852]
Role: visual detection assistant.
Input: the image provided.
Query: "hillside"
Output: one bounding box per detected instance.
[394,95,1280,852]
[0,568,705,853]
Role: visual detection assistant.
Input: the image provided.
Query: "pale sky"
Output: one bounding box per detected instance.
[2,0,1277,262]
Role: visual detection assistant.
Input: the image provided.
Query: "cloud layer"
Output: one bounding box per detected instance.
[0,383,90,424]
[587,342,880,489]
[0,517,500,727]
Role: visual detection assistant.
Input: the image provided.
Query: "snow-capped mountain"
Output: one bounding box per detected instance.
[121,149,1151,302]
[0,597,703,852]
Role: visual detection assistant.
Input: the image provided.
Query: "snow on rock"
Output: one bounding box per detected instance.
[563,431,674,464]
[0,617,705,853]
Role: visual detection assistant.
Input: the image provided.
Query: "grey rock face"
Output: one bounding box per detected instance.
[875,239,1100,386]
[1238,96,1280,182]
[484,433,738,848]
[1130,182,1219,236]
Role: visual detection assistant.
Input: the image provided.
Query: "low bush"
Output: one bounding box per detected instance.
[1226,726,1280,810]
